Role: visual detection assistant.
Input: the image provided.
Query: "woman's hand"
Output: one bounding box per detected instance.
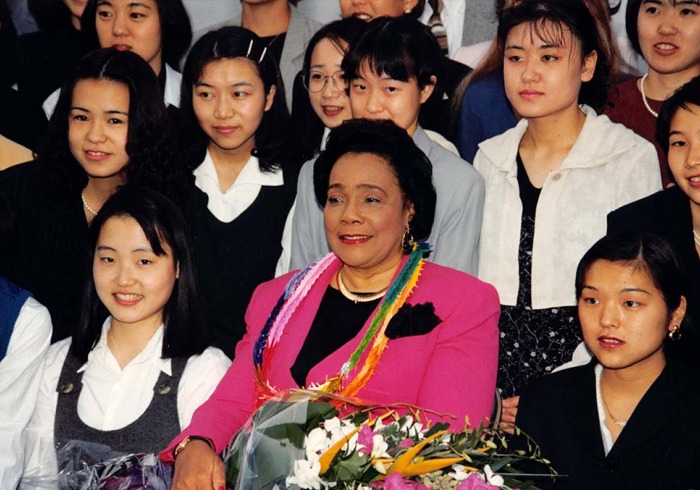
[500,396,520,435]
[171,440,225,490]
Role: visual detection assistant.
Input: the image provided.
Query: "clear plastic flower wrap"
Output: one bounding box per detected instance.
[20,440,172,490]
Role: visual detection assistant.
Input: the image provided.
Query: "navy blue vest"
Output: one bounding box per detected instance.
[0,276,31,361]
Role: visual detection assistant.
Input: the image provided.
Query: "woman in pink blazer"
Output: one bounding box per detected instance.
[163,119,499,489]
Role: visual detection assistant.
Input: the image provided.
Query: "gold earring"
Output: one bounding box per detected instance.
[668,325,682,341]
[402,223,415,254]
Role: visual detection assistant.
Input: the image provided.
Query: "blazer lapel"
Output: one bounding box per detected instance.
[563,362,607,459]
[607,364,676,459]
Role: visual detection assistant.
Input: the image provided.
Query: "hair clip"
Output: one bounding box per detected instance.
[258,46,268,63]
[246,39,254,58]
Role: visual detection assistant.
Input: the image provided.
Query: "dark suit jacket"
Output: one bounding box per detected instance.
[516,360,700,490]
[608,186,700,357]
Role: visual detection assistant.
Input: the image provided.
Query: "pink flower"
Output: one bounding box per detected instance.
[380,473,430,490]
[357,425,374,456]
[398,438,414,448]
[456,473,500,490]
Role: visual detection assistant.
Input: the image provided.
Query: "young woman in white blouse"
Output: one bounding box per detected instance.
[22,188,230,478]
[177,26,301,358]
[474,1,661,416]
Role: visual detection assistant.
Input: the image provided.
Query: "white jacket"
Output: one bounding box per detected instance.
[474,106,661,308]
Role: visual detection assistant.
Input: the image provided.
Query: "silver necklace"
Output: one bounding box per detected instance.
[336,270,387,304]
[81,192,98,217]
[640,73,659,118]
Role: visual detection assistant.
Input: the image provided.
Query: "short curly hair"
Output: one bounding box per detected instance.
[313,119,436,243]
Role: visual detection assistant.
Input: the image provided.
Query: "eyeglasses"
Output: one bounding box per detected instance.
[303,70,348,93]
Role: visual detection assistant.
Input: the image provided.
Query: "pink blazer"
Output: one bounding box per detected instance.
[161,259,499,460]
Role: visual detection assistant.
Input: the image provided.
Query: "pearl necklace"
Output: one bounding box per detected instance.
[337,270,387,304]
[81,192,98,217]
[639,73,659,118]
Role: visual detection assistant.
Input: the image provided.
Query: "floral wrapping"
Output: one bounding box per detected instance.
[222,389,551,490]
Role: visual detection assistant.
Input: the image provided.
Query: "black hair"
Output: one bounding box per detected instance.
[0,0,20,87]
[342,15,444,91]
[71,186,208,362]
[575,232,690,356]
[80,0,192,68]
[497,0,612,111]
[657,75,700,154]
[180,25,299,172]
[313,118,436,243]
[408,0,426,18]
[36,48,181,198]
[292,17,366,159]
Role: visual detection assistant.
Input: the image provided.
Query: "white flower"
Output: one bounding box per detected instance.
[408,422,423,439]
[448,464,470,481]
[484,465,505,487]
[306,427,331,462]
[324,417,342,433]
[370,434,390,459]
[286,459,325,489]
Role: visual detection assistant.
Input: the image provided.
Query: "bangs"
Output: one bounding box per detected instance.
[344,32,416,82]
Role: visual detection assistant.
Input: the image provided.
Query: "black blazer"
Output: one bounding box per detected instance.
[515,359,700,490]
[608,186,700,357]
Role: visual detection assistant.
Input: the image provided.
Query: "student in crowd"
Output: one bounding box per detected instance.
[0,194,52,489]
[177,26,300,358]
[604,0,700,187]
[516,232,699,490]
[22,188,229,478]
[289,16,484,275]
[291,16,365,161]
[456,0,620,163]
[0,48,182,341]
[200,0,322,112]
[42,0,192,118]
[608,75,700,357]
[339,0,469,142]
[474,0,660,408]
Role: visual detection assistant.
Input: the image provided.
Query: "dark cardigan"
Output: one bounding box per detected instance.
[179,165,298,358]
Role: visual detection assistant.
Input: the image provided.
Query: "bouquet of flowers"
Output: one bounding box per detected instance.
[223,390,551,490]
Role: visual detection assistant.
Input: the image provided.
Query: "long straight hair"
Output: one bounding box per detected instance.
[37,48,181,198]
[71,187,209,362]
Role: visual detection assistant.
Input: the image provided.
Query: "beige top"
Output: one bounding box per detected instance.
[0,135,33,170]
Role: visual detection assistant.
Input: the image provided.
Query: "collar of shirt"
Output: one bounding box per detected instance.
[78,318,171,376]
[320,126,331,152]
[164,64,182,109]
[193,149,284,223]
